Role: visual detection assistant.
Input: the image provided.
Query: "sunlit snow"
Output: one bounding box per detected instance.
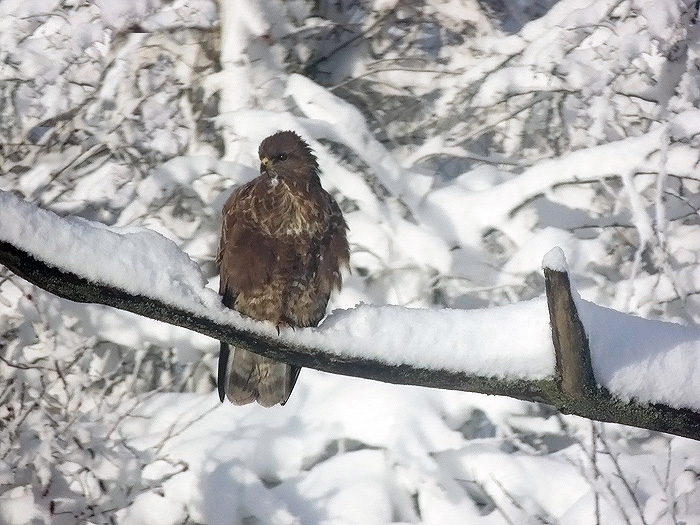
[2,0,700,523]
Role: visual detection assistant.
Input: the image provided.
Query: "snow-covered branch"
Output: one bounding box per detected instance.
[2,190,700,440]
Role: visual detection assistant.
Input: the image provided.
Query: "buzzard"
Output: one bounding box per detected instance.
[217,131,349,407]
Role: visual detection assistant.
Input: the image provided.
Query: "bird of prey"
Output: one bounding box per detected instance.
[217,131,349,407]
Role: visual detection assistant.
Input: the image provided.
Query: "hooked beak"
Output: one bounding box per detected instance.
[260,157,270,175]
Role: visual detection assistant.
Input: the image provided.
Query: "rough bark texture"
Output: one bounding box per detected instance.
[2,238,700,440]
[544,268,596,399]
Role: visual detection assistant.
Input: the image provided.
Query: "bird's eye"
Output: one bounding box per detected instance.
[276,153,288,162]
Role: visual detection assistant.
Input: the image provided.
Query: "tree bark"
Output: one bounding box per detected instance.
[544,267,596,399]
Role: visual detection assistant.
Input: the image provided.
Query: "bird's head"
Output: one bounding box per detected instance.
[258,131,319,180]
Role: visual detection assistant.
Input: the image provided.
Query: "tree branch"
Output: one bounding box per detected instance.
[2,237,700,440]
[545,267,596,399]
[0,239,549,403]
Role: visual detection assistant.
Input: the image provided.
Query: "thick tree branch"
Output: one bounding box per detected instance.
[2,238,700,440]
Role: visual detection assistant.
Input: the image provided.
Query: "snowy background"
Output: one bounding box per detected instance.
[1,0,700,523]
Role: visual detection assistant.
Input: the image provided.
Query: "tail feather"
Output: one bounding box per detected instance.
[281,366,301,406]
[218,344,299,407]
[217,342,229,403]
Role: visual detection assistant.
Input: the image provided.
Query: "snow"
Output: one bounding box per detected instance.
[580,300,700,410]
[542,246,569,272]
[305,301,554,378]
[3,0,700,523]
[0,190,219,312]
[420,126,670,248]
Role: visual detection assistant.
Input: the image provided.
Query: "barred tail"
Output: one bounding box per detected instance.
[218,343,299,407]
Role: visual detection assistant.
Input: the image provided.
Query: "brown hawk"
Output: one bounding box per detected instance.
[217,131,350,407]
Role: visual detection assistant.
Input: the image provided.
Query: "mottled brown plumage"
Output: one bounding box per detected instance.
[217,131,349,407]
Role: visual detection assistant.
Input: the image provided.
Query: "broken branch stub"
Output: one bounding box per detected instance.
[544,267,597,400]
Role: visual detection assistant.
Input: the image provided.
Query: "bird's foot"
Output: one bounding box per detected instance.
[274,322,295,335]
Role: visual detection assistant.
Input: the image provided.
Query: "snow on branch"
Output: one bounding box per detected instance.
[2,190,700,440]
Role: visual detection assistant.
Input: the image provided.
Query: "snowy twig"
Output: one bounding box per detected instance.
[597,426,649,525]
